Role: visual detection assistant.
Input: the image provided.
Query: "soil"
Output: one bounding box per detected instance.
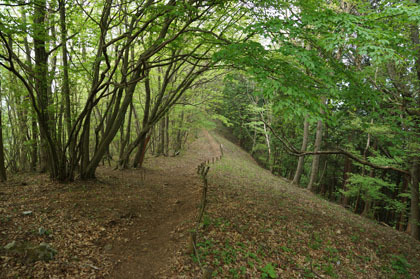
[0,130,221,278]
[108,130,222,278]
[1,128,420,279]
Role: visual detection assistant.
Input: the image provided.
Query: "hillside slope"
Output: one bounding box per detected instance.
[170,128,420,278]
[1,128,419,278]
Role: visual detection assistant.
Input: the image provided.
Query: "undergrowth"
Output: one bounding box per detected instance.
[185,130,420,278]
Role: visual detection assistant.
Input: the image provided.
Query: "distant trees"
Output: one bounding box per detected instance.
[0,0,245,181]
[0,0,418,241]
[216,0,420,240]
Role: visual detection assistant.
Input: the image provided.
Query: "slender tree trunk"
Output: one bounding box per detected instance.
[307,97,326,191]
[409,158,420,240]
[165,115,169,156]
[0,79,7,182]
[133,133,151,168]
[362,169,375,217]
[342,156,352,207]
[118,104,133,169]
[397,175,409,231]
[175,110,184,152]
[292,116,309,185]
[33,0,58,177]
[157,118,165,156]
[30,118,38,171]
[307,119,324,191]
[22,9,38,172]
[262,121,272,171]
[408,0,420,240]
[59,0,72,140]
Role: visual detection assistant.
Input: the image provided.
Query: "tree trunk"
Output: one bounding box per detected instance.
[362,169,376,217]
[33,0,59,177]
[165,115,170,156]
[157,118,165,156]
[59,0,72,140]
[133,134,151,168]
[307,119,323,191]
[0,79,7,182]
[409,158,420,240]
[292,116,309,185]
[342,156,352,207]
[175,110,184,152]
[397,175,409,231]
[408,0,420,240]
[307,97,326,191]
[118,104,133,169]
[22,9,38,172]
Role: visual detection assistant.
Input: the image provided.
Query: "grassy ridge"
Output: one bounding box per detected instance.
[180,128,420,278]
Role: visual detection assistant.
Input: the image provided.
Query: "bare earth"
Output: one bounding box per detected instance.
[1,128,420,278]
[0,130,220,278]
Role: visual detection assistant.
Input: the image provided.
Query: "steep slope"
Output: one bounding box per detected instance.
[1,128,419,278]
[168,128,420,278]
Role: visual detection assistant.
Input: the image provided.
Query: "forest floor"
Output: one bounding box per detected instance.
[1,127,420,278]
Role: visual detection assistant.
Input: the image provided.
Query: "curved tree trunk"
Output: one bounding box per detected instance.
[292,116,309,185]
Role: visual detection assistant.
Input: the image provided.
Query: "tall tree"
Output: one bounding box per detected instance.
[292,116,309,185]
[0,77,6,182]
[307,98,326,191]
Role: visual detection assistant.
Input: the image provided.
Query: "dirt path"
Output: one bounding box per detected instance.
[108,130,221,278]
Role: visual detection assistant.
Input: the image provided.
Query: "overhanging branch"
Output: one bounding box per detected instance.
[264,121,410,175]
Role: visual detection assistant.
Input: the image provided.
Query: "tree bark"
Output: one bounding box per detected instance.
[396,175,409,231]
[59,0,72,140]
[33,0,58,177]
[292,116,309,185]
[409,158,420,240]
[0,79,7,182]
[22,9,38,171]
[175,110,184,152]
[342,156,352,207]
[165,115,169,156]
[307,97,326,192]
[133,133,151,168]
[408,0,420,240]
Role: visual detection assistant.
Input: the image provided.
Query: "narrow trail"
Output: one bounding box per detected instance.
[108,130,221,278]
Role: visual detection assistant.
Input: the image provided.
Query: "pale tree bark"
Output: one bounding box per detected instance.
[175,110,185,152]
[292,116,309,185]
[0,79,7,182]
[307,119,323,191]
[307,97,326,191]
[165,115,170,156]
[157,117,166,156]
[395,176,409,231]
[22,9,38,171]
[262,120,272,171]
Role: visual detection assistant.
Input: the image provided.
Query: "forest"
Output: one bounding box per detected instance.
[0,0,420,278]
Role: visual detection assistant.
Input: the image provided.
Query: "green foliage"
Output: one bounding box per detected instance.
[341,173,405,214]
[260,263,278,278]
[390,254,411,278]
